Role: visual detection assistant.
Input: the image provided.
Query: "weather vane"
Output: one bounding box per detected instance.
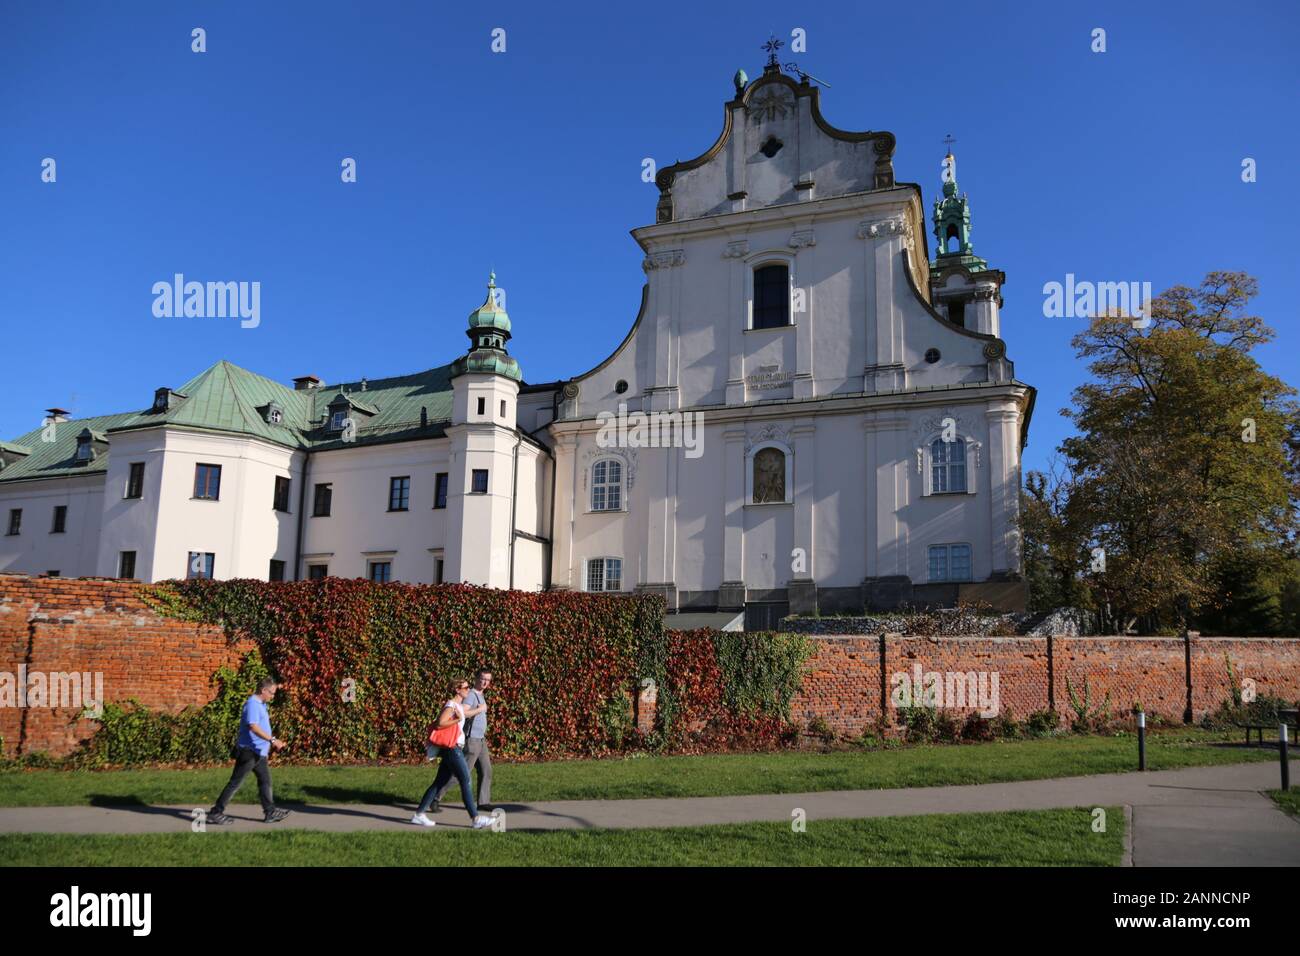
[762,35,784,67]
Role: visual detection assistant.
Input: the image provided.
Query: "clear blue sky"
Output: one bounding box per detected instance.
[2,0,1296,474]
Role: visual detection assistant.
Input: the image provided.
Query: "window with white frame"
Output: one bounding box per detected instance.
[929,436,968,494]
[586,557,622,592]
[590,459,622,512]
[928,544,972,582]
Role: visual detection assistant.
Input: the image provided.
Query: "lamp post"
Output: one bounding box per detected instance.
[1134,704,1146,772]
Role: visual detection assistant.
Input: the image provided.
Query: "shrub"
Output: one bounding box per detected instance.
[991,708,1022,739]
[934,709,963,743]
[899,704,937,743]
[76,580,813,765]
[961,711,997,742]
[1025,708,1060,737]
[1065,675,1113,734]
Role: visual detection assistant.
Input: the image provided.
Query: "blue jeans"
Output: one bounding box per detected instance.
[418,745,478,820]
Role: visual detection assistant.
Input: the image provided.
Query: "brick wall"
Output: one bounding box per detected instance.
[4,575,1300,757]
[0,574,251,758]
[793,633,1300,736]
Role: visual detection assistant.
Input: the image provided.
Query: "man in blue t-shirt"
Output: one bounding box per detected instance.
[208,677,290,824]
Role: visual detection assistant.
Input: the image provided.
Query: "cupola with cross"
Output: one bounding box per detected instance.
[928,141,1005,335]
[446,272,524,588]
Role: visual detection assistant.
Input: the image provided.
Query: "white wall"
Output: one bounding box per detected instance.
[0,474,104,577]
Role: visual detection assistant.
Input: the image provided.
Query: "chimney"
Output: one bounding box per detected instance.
[293,375,323,391]
[44,407,70,424]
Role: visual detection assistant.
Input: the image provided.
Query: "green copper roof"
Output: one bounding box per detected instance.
[0,360,460,482]
[453,272,523,382]
[931,151,987,272]
[466,272,512,334]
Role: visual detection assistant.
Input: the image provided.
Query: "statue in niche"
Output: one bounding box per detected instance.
[753,447,786,503]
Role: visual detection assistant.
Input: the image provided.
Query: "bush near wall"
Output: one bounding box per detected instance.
[77,579,811,765]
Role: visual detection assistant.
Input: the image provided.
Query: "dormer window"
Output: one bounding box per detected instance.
[75,442,92,461]
[329,410,348,431]
[263,402,284,425]
[74,428,105,463]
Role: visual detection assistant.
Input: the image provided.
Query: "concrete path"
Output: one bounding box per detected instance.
[1,761,1296,865]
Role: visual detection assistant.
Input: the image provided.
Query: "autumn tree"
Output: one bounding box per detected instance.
[1023,272,1300,633]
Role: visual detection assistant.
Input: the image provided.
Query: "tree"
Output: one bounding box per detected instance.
[1029,272,1300,633]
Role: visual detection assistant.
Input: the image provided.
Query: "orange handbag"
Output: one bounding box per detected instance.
[427,705,461,748]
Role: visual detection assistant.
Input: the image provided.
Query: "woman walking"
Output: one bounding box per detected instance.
[411,679,494,829]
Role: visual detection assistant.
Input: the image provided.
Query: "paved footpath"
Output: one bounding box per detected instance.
[1,761,1297,865]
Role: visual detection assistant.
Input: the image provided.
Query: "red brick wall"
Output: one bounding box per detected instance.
[4,575,1300,756]
[793,633,1300,736]
[0,574,251,758]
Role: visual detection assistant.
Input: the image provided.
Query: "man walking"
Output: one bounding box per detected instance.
[432,668,493,812]
[208,677,290,824]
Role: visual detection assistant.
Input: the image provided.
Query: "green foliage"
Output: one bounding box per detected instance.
[1022,272,1300,633]
[72,651,270,767]
[1065,675,1113,733]
[75,582,813,766]
[1024,708,1061,737]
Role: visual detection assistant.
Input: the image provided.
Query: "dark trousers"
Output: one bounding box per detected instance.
[417,745,478,821]
[435,737,491,804]
[212,746,275,814]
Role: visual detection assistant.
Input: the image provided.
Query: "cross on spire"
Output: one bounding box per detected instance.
[762,34,784,67]
[942,133,957,155]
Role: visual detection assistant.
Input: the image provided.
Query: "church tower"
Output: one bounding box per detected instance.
[445,273,522,587]
[928,148,1005,336]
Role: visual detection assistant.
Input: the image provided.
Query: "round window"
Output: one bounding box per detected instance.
[615,380,629,394]
[924,349,941,364]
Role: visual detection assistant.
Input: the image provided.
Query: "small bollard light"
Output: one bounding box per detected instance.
[1281,721,1290,792]
[1136,708,1146,772]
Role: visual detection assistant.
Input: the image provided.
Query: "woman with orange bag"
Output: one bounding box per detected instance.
[411,678,494,829]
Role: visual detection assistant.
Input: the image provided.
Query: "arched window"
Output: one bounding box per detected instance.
[752,447,787,503]
[752,264,790,329]
[591,459,622,512]
[931,437,967,493]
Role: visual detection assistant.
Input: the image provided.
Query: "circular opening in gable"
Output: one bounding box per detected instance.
[760,137,783,158]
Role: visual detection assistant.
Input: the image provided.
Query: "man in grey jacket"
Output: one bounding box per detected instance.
[432,668,493,812]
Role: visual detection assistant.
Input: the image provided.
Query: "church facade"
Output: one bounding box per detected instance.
[0,59,1035,626]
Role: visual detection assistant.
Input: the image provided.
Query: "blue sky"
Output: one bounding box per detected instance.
[1,0,1296,474]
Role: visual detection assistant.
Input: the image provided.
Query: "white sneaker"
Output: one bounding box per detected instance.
[472,815,494,830]
[410,812,436,828]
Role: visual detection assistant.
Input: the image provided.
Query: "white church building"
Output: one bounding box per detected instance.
[0,58,1035,628]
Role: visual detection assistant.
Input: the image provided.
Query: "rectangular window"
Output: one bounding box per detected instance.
[269,559,286,582]
[930,438,967,494]
[476,397,486,416]
[45,570,60,578]
[586,557,622,592]
[273,475,292,512]
[6,509,20,535]
[313,483,332,517]
[435,557,444,584]
[118,551,137,579]
[51,505,67,533]
[308,564,328,581]
[471,469,488,494]
[500,399,506,418]
[368,561,392,583]
[434,473,448,509]
[186,552,215,580]
[193,463,221,500]
[125,462,145,499]
[389,476,410,512]
[752,263,791,329]
[928,544,972,583]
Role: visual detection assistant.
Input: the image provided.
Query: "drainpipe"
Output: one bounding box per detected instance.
[507,431,523,588]
[293,450,311,580]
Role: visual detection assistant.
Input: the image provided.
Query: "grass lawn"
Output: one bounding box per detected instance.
[0,728,1267,808]
[0,806,1124,867]
[1267,788,1300,817]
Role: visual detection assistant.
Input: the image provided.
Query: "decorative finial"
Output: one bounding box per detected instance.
[762,34,784,69]
[488,270,496,288]
[942,133,957,158]
[733,68,748,96]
